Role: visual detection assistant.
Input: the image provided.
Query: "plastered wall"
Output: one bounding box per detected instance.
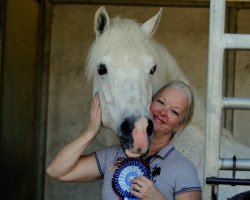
[45,5,250,200]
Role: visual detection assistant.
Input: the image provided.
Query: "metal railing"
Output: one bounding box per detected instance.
[203,0,250,199]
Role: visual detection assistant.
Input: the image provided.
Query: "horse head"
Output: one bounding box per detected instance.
[86,6,183,157]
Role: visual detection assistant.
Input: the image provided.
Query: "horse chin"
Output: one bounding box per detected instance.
[125,149,141,158]
[124,147,149,158]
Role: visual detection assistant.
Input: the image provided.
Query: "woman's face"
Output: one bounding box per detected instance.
[150,87,188,136]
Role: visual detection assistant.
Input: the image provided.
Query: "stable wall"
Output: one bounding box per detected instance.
[44,4,250,200]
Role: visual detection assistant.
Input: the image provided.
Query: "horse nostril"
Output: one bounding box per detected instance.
[120,118,135,135]
[147,119,154,136]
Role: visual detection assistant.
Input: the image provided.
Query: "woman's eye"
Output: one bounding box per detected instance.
[157,99,164,105]
[171,110,179,116]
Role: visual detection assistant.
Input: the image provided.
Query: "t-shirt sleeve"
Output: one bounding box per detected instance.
[175,159,202,196]
[92,145,119,178]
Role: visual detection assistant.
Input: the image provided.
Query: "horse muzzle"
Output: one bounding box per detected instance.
[118,116,154,158]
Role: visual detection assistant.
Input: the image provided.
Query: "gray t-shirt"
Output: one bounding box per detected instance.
[93,144,201,200]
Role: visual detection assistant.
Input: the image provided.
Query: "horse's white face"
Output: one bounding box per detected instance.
[96,53,154,127]
[87,6,163,157]
[95,52,156,157]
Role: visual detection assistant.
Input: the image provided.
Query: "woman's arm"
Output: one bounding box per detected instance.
[176,191,201,200]
[46,94,102,182]
[130,176,201,200]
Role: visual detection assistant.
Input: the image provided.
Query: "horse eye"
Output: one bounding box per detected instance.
[150,65,157,75]
[97,63,107,75]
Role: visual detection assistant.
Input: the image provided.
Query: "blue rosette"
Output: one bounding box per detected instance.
[112,158,150,199]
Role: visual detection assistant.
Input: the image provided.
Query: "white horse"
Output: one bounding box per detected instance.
[86,6,250,199]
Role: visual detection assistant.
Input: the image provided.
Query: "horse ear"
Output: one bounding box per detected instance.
[141,8,163,37]
[94,6,110,38]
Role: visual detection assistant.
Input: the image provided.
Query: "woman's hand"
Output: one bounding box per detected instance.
[87,92,102,135]
[130,176,165,200]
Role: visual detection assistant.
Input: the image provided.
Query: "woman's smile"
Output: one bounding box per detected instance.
[152,114,167,124]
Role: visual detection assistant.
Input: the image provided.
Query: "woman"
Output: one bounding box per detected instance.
[47,80,202,200]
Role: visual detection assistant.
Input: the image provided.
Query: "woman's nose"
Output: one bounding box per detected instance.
[160,109,168,117]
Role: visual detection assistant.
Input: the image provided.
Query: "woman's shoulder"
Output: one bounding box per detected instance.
[170,146,197,170]
[170,146,201,187]
[93,144,123,157]
[104,144,122,151]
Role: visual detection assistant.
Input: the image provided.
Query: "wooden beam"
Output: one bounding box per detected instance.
[49,0,209,7]
[49,0,250,8]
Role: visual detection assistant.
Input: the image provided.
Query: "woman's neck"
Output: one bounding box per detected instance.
[148,132,172,156]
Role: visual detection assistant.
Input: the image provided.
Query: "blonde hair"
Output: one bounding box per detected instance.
[153,80,195,127]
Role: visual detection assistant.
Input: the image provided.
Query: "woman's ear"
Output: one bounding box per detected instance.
[176,122,185,133]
